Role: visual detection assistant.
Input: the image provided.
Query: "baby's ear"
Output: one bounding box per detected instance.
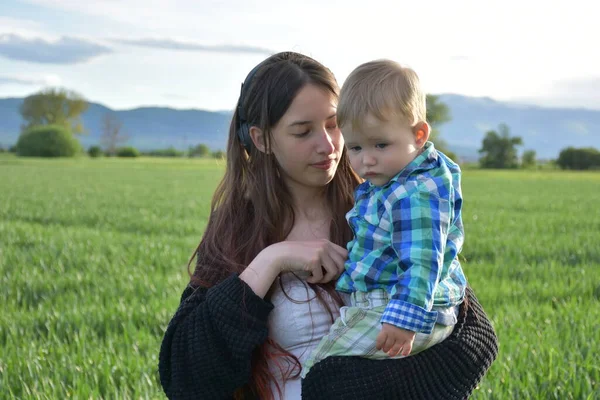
[413,122,430,147]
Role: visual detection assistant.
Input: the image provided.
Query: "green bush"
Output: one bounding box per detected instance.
[88,146,102,158]
[144,147,184,157]
[557,147,600,170]
[116,146,139,158]
[16,125,81,157]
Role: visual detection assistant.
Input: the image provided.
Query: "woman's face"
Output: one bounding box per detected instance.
[270,83,343,192]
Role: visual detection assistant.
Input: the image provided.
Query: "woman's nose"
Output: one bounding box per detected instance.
[315,127,336,155]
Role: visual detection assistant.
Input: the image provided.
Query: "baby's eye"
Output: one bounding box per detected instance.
[348,146,361,152]
[375,143,388,149]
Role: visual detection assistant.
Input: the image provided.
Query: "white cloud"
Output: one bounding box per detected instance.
[0,74,62,86]
[509,77,600,110]
[0,76,44,85]
[0,33,112,64]
[111,38,273,55]
[7,0,600,110]
[46,74,62,86]
[0,17,44,36]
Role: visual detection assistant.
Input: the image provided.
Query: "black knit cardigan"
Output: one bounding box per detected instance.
[159,274,497,400]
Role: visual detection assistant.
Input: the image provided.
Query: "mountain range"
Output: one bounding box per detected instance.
[1,94,599,160]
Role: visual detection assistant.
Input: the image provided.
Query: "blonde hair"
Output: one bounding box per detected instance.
[337,59,426,130]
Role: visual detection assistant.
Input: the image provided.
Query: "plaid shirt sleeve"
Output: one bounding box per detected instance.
[381,184,452,334]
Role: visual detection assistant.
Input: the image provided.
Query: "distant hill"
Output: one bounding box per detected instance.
[436,94,600,160]
[0,99,232,153]
[1,95,599,160]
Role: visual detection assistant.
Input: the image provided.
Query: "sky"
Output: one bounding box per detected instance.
[0,0,598,111]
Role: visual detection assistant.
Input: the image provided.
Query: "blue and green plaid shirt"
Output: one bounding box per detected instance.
[336,142,467,334]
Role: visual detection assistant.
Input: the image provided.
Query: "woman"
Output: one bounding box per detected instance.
[158,51,497,400]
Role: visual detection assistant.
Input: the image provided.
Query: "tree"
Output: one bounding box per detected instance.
[19,88,88,134]
[212,150,225,159]
[556,147,600,170]
[427,94,451,130]
[100,113,128,156]
[521,150,537,169]
[479,124,523,169]
[88,145,102,158]
[426,95,458,160]
[189,143,211,158]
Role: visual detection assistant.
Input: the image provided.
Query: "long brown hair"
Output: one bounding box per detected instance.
[189,51,360,399]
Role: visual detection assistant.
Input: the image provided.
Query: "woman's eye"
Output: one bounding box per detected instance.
[375,143,388,149]
[293,131,310,137]
[326,124,338,131]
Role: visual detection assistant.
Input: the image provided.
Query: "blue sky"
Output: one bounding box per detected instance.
[1,0,598,111]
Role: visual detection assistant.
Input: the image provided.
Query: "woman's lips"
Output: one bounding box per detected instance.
[311,160,335,170]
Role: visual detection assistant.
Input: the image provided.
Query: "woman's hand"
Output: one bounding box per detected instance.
[240,239,347,298]
[273,239,348,284]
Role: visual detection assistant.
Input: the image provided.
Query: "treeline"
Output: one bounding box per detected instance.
[3,88,225,159]
[85,144,225,159]
[2,87,598,170]
[476,123,600,170]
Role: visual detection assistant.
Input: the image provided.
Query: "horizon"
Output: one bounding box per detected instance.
[1,0,599,111]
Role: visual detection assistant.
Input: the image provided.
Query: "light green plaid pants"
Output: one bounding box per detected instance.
[301,289,455,379]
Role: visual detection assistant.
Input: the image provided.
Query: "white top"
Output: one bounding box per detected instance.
[267,272,349,400]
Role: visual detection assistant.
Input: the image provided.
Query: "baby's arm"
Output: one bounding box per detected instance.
[382,184,452,334]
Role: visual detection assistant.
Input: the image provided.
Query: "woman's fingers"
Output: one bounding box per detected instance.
[327,247,346,277]
[319,252,338,283]
[279,240,349,281]
[329,242,348,260]
[305,259,323,283]
[320,241,346,278]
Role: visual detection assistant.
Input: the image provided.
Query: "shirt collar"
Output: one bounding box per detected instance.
[364,141,438,192]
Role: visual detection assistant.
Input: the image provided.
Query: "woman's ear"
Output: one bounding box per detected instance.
[413,122,430,147]
[249,126,268,153]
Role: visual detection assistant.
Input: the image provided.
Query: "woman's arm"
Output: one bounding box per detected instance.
[239,247,284,298]
[241,240,348,297]
[158,274,273,400]
[159,240,347,399]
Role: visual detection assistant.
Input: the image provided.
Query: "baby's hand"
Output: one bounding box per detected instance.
[376,323,416,357]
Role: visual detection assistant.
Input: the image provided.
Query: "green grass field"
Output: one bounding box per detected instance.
[1,155,599,399]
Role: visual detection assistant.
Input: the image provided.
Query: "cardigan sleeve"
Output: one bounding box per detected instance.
[158,274,274,400]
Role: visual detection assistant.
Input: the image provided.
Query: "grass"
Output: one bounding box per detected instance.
[1,155,598,399]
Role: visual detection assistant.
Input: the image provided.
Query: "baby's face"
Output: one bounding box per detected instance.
[342,114,421,186]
